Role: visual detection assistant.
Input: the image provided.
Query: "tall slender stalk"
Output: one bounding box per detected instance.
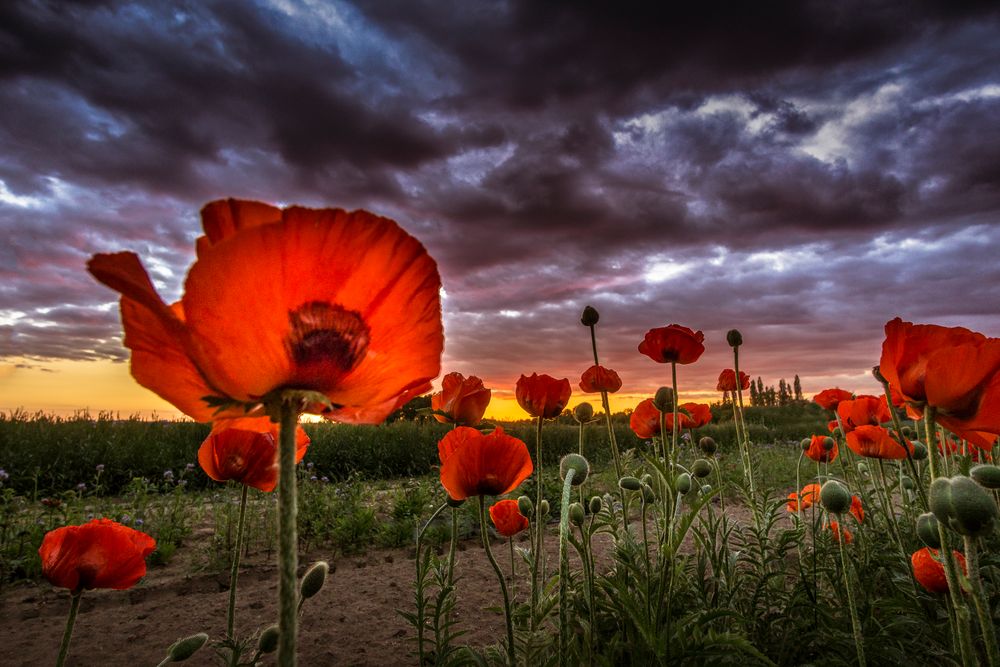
[964,536,999,667]
[415,502,449,666]
[558,469,576,667]
[836,526,866,666]
[55,591,82,667]
[277,399,300,667]
[227,483,250,663]
[480,497,515,667]
[531,415,544,630]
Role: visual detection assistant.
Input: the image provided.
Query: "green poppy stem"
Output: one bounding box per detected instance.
[558,469,576,667]
[447,508,458,587]
[836,523,866,667]
[277,398,300,667]
[227,483,250,663]
[531,415,544,631]
[479,497,515,667]
[55,591,82,667]
[964,535,1000,667]
[671,361,679,469]
[415,502,449,667]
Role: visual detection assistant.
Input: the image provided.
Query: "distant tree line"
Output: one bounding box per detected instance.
[722,374,805,407]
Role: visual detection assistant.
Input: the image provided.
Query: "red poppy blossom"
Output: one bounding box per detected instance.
[629,400,711,438]
[431,372,491,426]
[829,521,853,544]
[199,424,310,493]
[638,325,705,365]
[630,399,661,439]
[804,435,838,463]
[717,369,751,392]
[579,365,623,394]
[438,427,533,500]
[911,547,968,594]
[836,395,892,433]
[850,496,864,523]
[827,420,839,433]
[680,403,713,429]
[515,373,571,419]
[39,519,156,592]
[786,483,821,512]
[845,425,913,460]
[489,499,530,538]
[813,388,854,411]
[87,199,443,425]
[880,317,1000,436]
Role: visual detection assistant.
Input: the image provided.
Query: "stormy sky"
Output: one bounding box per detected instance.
[1,0,999,414]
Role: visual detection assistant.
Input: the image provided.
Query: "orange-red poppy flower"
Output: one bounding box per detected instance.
[199,424,310,493]
[431,372,491,426]
[813,388,854,411]
[438,426,533,500]
[681,402,713,429]
[579,365,623,394]
[827,420,839,433]
[804,435,839,463]
[836,395,892,433]
[638,324,705,365]
[87,199,443,425]
[489,499,530,538]
[829,520,853,544]
[515,373,572,419]
[39,519,156,592]
[880,317,1000,436]
[786,483,821,512]
[630,399,661,439]
[850,496,864,523]
[716,369,750,392]
[911,547,968,594]
[845,425,913,460]
[629,399,711,438]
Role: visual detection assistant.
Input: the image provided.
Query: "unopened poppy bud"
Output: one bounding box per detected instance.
[971,464,1000,489]
[517,495,534,517]
[569,502,585,526]
[619,476,642,491]
[831,427,843,438]
[871,365,887,384]
[701,484,712,495]
[573,402,595,423]
[916,513,941,549]
[948,476,998,537]
[901,476,915,491]
[447,496,466,508]
[653,387,673,412]
[300,561,329,600]
[857,462,869,475]
[692,459,712,478]
[822,437,835,452]
[726,329,743,348]
[641,484,656,504]
[167,633,209,662]
[699,436,718,455]
[929,478,954,525]
[258,624,280,654]
[539,499,550,516]
[911,441,927,460]
[820,481,852,515]
[581,305,600,327]
[640,473,653,487]
[800,438,811,451]
[676,472,692,495]
[560,454,590,486]
[589,496,603,514]
[901,425,913,438]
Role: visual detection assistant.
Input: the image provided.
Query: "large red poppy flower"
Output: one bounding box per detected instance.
[629,399,710,438]
[845,425,913,460]
[630,399,661,439]
[438,427,533,500]
[805,435,838,463]
[880,317,1000,436]
[579,365,623,394]
[638,325,705,365]
[431,372,491,426]
[87,199,443,425]
[39,519,156,592]
[515,373,572,419]
[489,499,530,538]
[717,369,750,392]
[199,423,310,493]
[911,547,968,594]
[836,395,892,433]
[813,388,854,411]
[786,483,821,512]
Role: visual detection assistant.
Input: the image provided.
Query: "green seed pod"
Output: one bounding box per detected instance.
[640,473,654,487]
[970,464,1000,489]
[831,427,843,439]
[901,425,914,438]
[911,441,927,461]
[573,402,595,423]
[916,512,942,549]
[726,329,743,347]
[167,633,209,662]
[540,499,550,516]
[692,459,712,478]
[929,477,954,526]
[560,454,590,486]
[800,438,811,451]
[653,386,674,412]
[901,476,915,491]
[581,305,600,327]
[948,476,998,537]
[699,436,718,455]
[300,561,329,600]
[701,484,713,495]
[446,496,466,508]
[618,476,642,492]
[676,472,692,495]
[819,480,852,515]
[517,495,534,517]
[589,495,603,514]
[822,437,835,452]
[569,502,585,526]
[258,625,280,654]
[641,484,656,504]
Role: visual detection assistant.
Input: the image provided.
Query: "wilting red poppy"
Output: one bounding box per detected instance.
[786,483,821,512]
[579,365,623,394]
[837,395,892,433]
[638,324,705,365]
[813,388,854,411]
[716,369,750,392]
[850,496,864,523]
[911,547,968,594]
[630,399,661,439]
[199,424,310,493]
[87,199,443,425]
[829,521,853,544]
[515,373,572,419]
[804,435,839,463]
[489,499,530,537]
[846,425,913,460]
[39,519,156,592]
[438,426,533,500]
[880,317,1000,436]
[431,372,491,426]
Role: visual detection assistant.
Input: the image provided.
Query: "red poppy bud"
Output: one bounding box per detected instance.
[516,373,572,419]
[431,372,491,426]
[489,499,530,538]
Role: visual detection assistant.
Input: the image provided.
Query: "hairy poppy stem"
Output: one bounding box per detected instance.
[479,497,515,667]
[531,415,544,630]
[835,523,866,667]
[963,536,999,666]
[558,469,575,667]
[55,591,82,667]
[671,362,679,469]
[277,398,300,667]
[447,508,458,587]
[877,379,928,509]
[227,483,250,663]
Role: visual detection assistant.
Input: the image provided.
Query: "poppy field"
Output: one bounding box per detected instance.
[3,199,999,666]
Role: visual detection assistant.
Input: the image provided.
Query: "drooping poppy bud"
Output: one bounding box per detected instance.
[699,436,718,455]
[299,561,329,601]
[569,503,585,526]
[676,472,692,494]
[653,387,674,412]
[589,496,603,514]
[560,454,590,486]
[820,481,852,515]
[916,512,942,549]
[692,459,712,478]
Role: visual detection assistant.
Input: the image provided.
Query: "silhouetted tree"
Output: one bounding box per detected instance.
[793,375,803,402]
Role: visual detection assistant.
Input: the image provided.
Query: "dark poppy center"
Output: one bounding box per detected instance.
[285,301,370,389]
